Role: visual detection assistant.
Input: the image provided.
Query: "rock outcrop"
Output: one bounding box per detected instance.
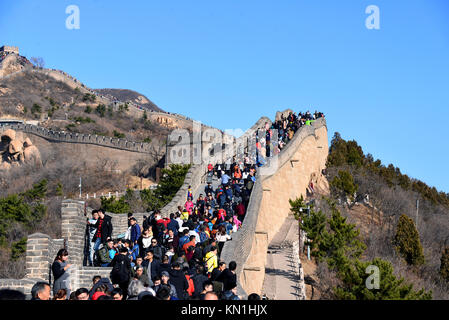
[0,129,42,170]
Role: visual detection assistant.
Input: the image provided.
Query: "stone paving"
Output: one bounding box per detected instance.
[262,214,302,300]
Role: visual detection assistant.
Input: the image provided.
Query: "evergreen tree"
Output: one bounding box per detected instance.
[394,214,425,266]
[439,247,449,282]
[334,258,432,300]
[330,170,358,200]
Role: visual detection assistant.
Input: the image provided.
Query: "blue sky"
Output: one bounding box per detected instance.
[1,0,448,192]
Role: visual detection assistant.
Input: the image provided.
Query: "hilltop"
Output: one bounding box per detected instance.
[93,88,164,112]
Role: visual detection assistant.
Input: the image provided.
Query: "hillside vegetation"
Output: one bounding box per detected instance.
[296,132,449,299]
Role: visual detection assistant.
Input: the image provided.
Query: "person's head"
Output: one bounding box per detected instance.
[168,229,174,237]
[218,261,226,271]
[172,262,181,270]
[75,288,89,300]
[152,276,161,286]
[151,238,158,246]
[162,255,169,264]
[119,246,128,254]
[92,276,101,286]
[0,289,26,300]
[156,286,171,300]
[145,251,154,261]
[92,209,99,220]
[247,293,261,300]
[31,282,51,300]
[106,239,114,249]
[135,266,144,277]
[135,256,143,266]
[170,213,175,220]
[54,248,68,262]
[196,265,205,275]
[203,280,213,293]
[124,239,132,248]
[95,284,109,293]
[53,288,67,300]
[183,229,189,236]
[204,291,218,300]
[97,209,105,218]
[229,261,237,272]
[128,279,145,297]
[211,246,218,255]
[130,217,137,226]
[161,271,170,283]
[111,288,124,300]
[189,235,196,243]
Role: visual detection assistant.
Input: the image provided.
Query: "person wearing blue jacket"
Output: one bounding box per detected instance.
[129,218,141,245]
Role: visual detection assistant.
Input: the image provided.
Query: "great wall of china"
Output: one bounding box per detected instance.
[1,51,329,299]
[0,114,328,299]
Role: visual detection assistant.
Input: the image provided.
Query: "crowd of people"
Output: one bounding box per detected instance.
[0,110,324,300]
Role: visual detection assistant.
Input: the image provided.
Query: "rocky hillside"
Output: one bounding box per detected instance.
[94,88,164,112]
[0,53,32,77]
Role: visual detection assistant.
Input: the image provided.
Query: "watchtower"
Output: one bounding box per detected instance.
[0,46,19,55]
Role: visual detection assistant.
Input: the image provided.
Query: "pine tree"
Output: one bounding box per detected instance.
[330,170,358,200]
[394,214,425,266]
[334,258,432,300]
[439,247,449,282]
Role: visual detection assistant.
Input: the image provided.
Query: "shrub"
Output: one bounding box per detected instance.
[100,196,130,214]
[11,238,27,261]
[96,104,106,117]
[113,130,125,139]
[31,103,41,115]
[82,93,96,102]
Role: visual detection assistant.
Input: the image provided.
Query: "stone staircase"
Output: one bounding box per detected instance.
[74,267,113,290]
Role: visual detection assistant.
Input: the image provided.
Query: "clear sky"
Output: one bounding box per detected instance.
[1,0,448,192]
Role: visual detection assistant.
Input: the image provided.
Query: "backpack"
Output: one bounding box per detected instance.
[110,258,129,284]
[199,231,209,243]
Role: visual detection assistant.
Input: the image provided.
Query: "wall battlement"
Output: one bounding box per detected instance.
[0,123,155,154]
[0,45,19,55]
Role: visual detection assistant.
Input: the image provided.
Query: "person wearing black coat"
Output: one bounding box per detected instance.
[90,209,113,253]
[142,250,161,286]
[215,266,237,291]
[191,265,209,298]
[110,247,132,299]
[169,263,189,300]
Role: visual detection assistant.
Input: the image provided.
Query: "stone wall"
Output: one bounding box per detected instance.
[221,118,328,296]
[0,115,328,298]
[0,123,155,154]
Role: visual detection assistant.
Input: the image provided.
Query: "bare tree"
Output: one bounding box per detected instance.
[30,57,45,69]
